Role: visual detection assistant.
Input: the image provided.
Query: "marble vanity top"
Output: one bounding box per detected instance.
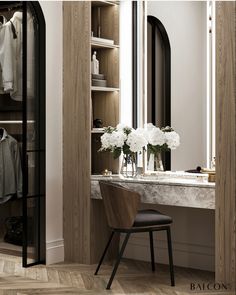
[91,173,215,188]
[91,173,215,209]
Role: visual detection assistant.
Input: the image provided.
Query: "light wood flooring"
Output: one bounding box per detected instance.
[0,254,235,294]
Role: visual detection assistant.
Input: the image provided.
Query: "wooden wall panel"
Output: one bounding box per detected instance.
[63,2,91,263]
[215,2,236,290]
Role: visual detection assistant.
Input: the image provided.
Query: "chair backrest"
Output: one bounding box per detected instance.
[99,181,141,229]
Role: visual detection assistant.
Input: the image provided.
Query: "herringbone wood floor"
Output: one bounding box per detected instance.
[0,254,234,294]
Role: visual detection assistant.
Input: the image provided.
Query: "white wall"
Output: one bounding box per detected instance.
[39,1,64,264]
[147,1,207,171]
[120,1,132,126]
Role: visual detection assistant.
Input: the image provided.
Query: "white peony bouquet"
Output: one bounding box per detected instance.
[143,123,180,154]
[100,123,148,159]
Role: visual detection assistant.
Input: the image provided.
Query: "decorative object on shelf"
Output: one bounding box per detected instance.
[144,124,180,172]
[99,124,147,178]
[201,168,216,183]
[93,118,103,128]
[102,169,112,176]
[91,51,99,75]
[92,73,107,87]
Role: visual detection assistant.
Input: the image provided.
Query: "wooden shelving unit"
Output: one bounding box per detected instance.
[63,1,120,265]
[91,0,120,175]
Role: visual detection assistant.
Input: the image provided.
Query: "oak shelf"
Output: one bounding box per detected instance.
[91,128,105,133]
[91,41,119,49]
[92,1,119,7]
[91,86,119,92]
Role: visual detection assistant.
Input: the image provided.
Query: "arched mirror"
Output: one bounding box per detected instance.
[147,15,171,170]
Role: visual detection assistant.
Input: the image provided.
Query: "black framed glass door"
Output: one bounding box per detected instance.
[22,1,45,267]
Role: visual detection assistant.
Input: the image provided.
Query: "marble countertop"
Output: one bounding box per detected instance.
[91,174,215,209]
[91,174,215,189]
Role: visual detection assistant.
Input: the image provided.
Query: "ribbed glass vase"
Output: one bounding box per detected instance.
[120,153,137,178]
[147,152,164,172]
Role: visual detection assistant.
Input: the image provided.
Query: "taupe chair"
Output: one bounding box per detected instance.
[95,181,175,290]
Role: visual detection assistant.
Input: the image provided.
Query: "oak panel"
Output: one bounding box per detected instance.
[63,1,91,263]
[215,1,236,289]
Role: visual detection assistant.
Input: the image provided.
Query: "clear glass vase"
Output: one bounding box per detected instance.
[147,152,164,172]
[120,153,137,178]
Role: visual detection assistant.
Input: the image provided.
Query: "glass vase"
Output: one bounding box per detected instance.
[147,152,164,172]
[120,153,137,178]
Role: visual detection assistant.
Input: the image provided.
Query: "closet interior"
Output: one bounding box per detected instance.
[0,2,23,257]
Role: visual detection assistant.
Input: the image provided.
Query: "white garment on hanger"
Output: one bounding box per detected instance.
[10,12,34,101]
[0,21,14,93]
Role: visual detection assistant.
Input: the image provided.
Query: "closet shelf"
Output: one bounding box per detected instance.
[91,86,119,92]
[0,120,35,124]
[91,128,105,134]
[91,41,119,49]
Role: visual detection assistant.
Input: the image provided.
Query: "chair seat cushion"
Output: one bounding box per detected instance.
[133,209,172,227]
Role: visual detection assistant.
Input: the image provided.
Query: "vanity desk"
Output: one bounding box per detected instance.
[91,173,215,210]
[91,173,215,271]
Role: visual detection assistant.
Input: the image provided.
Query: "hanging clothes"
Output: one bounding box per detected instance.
[9,11,34,101]
[0,11,34,100]
[0,15,7,25]
[0,128,22,204]
[0,15,7,94]
[0,19,14,94]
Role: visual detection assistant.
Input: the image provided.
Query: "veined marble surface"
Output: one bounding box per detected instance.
[91,175,215,209]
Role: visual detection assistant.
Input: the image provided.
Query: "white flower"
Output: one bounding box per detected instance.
[144,123,156,131]
[116,123,131,131]
[100,132,112,150]
[148,127,166,146]
[126,130,148,153]
[165,131,180,149]
[110,130,127,148]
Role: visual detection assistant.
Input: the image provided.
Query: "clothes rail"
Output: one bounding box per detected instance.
[0,120,34,124]
[0,2,22,12]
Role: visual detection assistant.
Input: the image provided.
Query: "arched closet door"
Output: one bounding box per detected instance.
[22,1,45,267]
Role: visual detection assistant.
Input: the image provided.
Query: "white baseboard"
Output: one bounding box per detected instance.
[46,239,64,265]
[120,234,215,272]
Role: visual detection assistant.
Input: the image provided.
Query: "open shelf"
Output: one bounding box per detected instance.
[91,41,119,49]
[91,128,105,133]
[92,1,119,7]
[91,86,119,92]
[91,0,120,175]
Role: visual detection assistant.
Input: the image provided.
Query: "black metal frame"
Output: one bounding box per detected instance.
[95,225,175,290]
[147,15,171,170]
[22,1,46,267]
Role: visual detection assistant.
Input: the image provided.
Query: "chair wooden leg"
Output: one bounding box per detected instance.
[106,233,130,290]
[94,231,115,275]
[166,227,175,286]
[149,231,155,272]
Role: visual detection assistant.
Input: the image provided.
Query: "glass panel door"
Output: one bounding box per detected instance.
[22,1,45,267]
